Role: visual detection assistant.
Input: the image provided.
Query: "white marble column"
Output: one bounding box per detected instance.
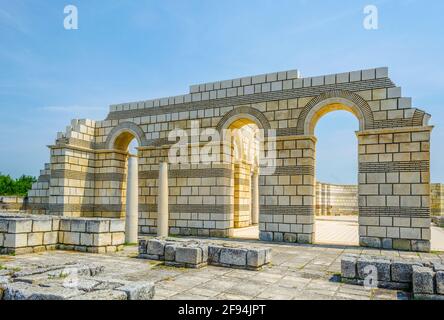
[251,171,259,225]
[157,161,169,237]
[125,155,138,243]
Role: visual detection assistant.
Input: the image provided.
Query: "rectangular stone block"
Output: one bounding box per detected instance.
[391,260,423,283]
[27,232,43,247]
[164,245,176,262]
[138,239,147,254]
[86,220,110,233]
[220,248,247,266]
[112,232,125,246]
[175,246,205,265]
[32,219,53,232]
[413,266,435,295]
[70,220,87,232]
[110,220,125,232]
[4,233,28,248]
[436,271,444,295]
[357,256,391,282]
[341,255,358,279]
[147,239,166,256]
[8,220,32,234]
[93,233,112,247]
[246,249,270,268]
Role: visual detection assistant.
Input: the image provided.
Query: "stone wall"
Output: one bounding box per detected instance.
[0,213,125,255]
[315,182,358,216]
[0,196,27,212]
[26,67,434,251]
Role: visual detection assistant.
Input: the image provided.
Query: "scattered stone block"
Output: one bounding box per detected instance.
[436,271,444,295]
[412,266,435,295]
[220,248,248,266]
[116,281,155,300]
[164,245,176,261]
[341,255,358,279]
[173,245,207,268]
[391,260,422,283]
[3,282,83,300]
[147,239,166,257]
[357,256,391,282]
[69,290,127,300]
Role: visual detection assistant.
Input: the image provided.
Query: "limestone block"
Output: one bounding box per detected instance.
[93,233,112,247]
[4,233,28,248]
[80,233,94,246]
[175,246,204,265]
[360,236,381,248]
[112,232,125,245]
[63,232,80,246]
[164,245,176,261]
[411,240,430,252]
[220,248,248,266]
[32,219,53,232]
[116,282,155,300]
[70,290,127,300]
[147,239,166,256]
[259,231,273,241]
[59,219,71,231]
[391,260,423,283]
[70,220,87,232]
[110,219,125,232]
[341,255,358,279]
[357,256,391,282]
[412,266,435,294]
[8,219,32,234]
[43,231,58,245]
[436,271,444,295]
[0,220,8,232]
[86,220,110,233]
[393,239,411,251]
[3,282,83,300]
[27,232,44,247]
[246,249,270,268]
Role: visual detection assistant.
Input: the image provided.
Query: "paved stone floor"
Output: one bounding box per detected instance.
[232,216,444,251]
[2,236,444,300]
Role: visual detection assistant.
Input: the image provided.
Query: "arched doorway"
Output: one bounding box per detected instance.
[221,115,263,240]
[313,110,360,246]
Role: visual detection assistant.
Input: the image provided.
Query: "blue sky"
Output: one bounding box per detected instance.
[0,0,443,183]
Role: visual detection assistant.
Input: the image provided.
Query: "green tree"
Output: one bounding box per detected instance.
[0,173,36,196]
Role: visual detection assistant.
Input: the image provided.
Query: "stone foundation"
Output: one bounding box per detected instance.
[0,213,125,255]
[139,238,272,270]
[341,254,444,299]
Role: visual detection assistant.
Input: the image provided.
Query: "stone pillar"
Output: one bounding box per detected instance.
[251,171,259,225]
[125,156,138,243]
[157,161,169,237]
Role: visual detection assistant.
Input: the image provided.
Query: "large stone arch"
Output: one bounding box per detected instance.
[296,90,375,135]
[105,121,148,150]
[216,105,271,134]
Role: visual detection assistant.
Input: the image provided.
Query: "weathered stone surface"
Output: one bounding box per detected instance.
[436,271,444,295]
[411,240,430,253]
[391,260,423,283]
[175,246,203,265]
[259,231,273,242]
[109,219,125,232]
[412,266,435,294]
[360,237,381,248]
[147,239,166,256]
[220,248,248,266]
[69,289,127,300]
[341,255,358,279]
[164,245,176,261]
[246,249,266,268]
[357,256,391,282]
[3,282,83,300]
[208,245,222,264]
[116,281,155,300]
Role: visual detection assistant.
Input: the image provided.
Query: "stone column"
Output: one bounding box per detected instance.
[125,155,138,243]
[157,161,169,237]
[251,171,259,225]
